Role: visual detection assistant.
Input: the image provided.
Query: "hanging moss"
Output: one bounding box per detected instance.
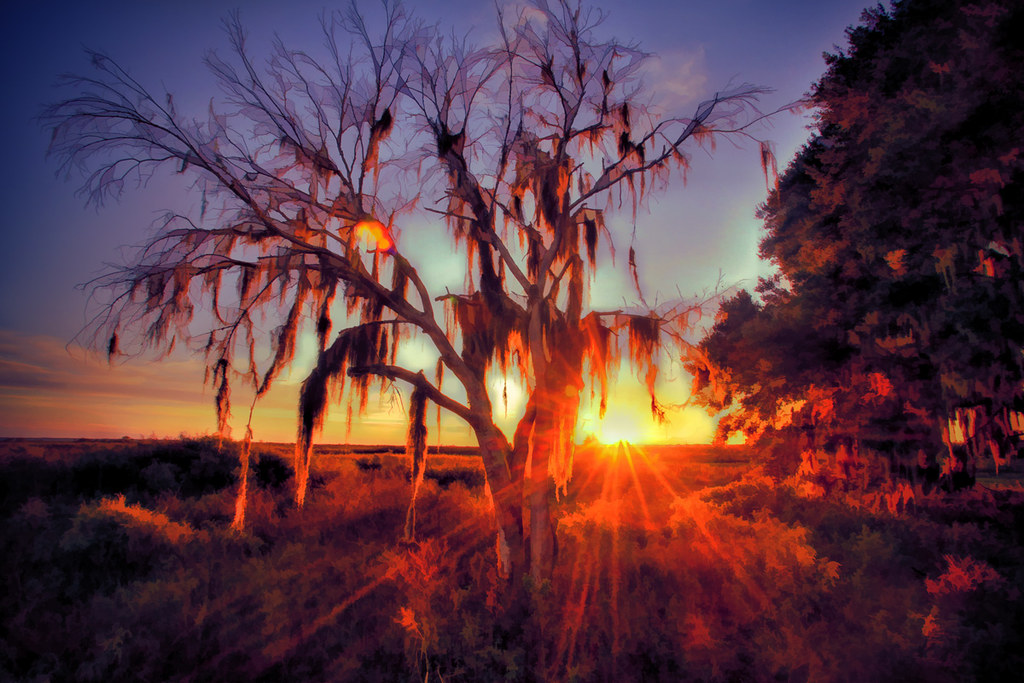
[584,217,598,267]
[567,256,584,323]
[294,321,396,506]
[527,235,542,279]
[583,313,617,418]
[452,292,527,379]
[627,314,661,368]
[316,279,338,350]
[437,127,465,158]
[211,358,231,435]
[626,314,665,421]
[258,281,310,395]
[107,331,119,361]
[370,106,393,140]
[404,386,428,540]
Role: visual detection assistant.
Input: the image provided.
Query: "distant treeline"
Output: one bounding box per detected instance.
[267,443,481,457]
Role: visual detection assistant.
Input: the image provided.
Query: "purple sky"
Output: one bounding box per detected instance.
[0,0,870,441]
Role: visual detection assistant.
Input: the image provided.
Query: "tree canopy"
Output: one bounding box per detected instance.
[690,0,1024,492]
[46,0,777,578]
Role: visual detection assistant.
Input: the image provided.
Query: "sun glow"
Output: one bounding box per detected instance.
[575,368,719,446]
[594,412,645,445]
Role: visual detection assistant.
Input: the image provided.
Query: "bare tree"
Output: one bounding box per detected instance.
[45,0,778,580]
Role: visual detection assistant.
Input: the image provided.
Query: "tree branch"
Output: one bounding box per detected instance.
[347,365,473,424]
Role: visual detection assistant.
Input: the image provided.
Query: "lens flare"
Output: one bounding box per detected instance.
[354,218,394,253]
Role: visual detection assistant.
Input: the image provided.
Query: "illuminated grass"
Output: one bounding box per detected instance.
[2,438,1023,681]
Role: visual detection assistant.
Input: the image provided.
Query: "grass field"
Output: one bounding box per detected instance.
[2,436,1022,681]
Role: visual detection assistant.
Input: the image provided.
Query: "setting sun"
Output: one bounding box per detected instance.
[595,412,644,445]
[575,370,717,446]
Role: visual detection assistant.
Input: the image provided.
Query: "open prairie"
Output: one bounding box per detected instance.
[2,437,1023,681]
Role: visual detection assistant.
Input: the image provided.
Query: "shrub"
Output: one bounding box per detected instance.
[253,451,293,489]
[66,447,147,500]
[424,466,485,489]
[139,460,182,494]
[355,455,383,472]
[58,496,194,594]
[175,438,238,496]
[0,454,63,515]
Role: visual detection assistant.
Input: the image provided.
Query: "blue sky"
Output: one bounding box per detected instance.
[0,0,870,441]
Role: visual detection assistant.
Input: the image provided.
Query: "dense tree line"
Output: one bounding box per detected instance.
[689,0,1024,490]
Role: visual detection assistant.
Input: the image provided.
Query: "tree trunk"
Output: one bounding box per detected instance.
[474,420,527,581]
[526,400,559,582]
[528,467,556,582]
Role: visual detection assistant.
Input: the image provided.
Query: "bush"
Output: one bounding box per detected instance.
[253,451,293,489]
[67,447,148,500]
[58,496,194,594]
[169,437,238,496]
[0,453,60,515]
[355,455,383,472]
[424,466,485,489]
[139,460,181,493]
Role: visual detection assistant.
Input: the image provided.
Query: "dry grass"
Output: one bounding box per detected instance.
[2,437,1023,681]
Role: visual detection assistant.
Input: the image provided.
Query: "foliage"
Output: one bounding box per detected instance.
[0,437,245,512]
[690,0,1024,487]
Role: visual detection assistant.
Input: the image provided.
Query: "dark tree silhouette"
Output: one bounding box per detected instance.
[689,0,1024,493]
[46,0,778,579]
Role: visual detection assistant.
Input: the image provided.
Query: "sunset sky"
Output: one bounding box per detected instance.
[0,0,869,444]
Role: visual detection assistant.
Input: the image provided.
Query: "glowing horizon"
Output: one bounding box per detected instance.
[0,329,734,445]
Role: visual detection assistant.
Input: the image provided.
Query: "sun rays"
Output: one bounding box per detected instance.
[276,441,745,679]
[554,439,681,672]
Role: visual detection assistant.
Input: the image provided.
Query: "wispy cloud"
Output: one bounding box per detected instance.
[640,47,708,113]
[0,329,437,443]
[0,329,216,438]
